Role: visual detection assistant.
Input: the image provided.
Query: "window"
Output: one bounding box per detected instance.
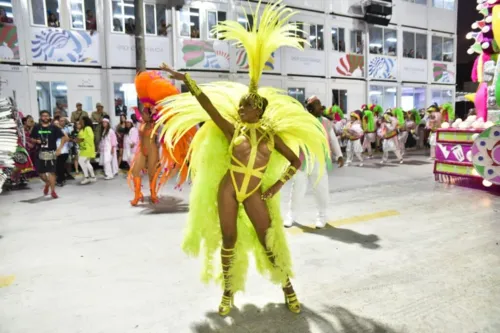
[402,0,427,4]
[384,29,397,56]
[179,8,200,38]
[431,89,453,105]
[415,34,427,59]
[292,22,323,50]
[403,31,427,59]
[0,0,14,24]
[288,88,306,105]
[144,4,156,35]
[369,27,396,56]
[70,0,97,31]
[114,83,138,115]
[156,4,168,36]
[31,0,60,27]
[208,11,226,39]
[350,30,364,54]
[332,89,347,112]
[401,87,426,110]
[331,27,345,52]
[36,81,68,117]
[432,36,454,62]
[112,0,134,34]
[369,85,397,109]
[433,0,454,10]
[369,27,382,55]
[238,13,253,32]
[310,24,324,50]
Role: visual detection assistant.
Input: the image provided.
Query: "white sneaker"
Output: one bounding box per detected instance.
[315,220,327,229]
[104,176,113,180]
[380,160,385,164]
[399,159,404,164]
[81,178,90,185]
[359,163,364,167]
[284,219,293,228]
[90,177,97,183]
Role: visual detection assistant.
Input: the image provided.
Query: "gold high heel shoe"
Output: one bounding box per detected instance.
[218,294,234,316]
[283,280,301,314]
[219,246,235,316]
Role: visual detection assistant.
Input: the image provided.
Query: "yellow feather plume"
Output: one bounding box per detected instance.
[213,0,305,90]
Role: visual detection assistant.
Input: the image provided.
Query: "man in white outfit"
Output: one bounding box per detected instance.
[285,96,344,229]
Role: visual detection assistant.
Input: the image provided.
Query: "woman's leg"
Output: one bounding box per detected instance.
[243,191,300,313]
[146,148,160,203]
[78,156,89,178]
[87,159,96,179]
[130,154,146,206]
[217,175,239,315]
[74,153,79,173]
[118,148,123,167]
[104,159,113,178]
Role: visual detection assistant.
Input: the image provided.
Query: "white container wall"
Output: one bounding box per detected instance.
[2,0,457,119]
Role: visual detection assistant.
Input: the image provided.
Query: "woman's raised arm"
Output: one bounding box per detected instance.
[160,63,234,139]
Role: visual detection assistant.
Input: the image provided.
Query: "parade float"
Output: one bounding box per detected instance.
[433,0,500,190]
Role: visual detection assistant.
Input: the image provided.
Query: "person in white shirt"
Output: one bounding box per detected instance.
[285,96,344,229]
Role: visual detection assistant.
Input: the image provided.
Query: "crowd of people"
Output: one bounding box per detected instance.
[17,102,142,198]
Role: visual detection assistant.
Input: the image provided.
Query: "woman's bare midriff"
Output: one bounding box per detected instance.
[223,132,273,201]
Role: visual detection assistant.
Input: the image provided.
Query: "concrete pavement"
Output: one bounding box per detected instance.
[0,152,499,333]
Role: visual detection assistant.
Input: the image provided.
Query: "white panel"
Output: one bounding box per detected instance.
[0,24,21,62]
[401,58,428,82]
[30,27,101,65]
[285,48,326,76]
[28,67,104,120]
[233,48,282,74]
[234,74,282,90]
[428,8,456,34]
[108,34,171,68]
[367,55,398,80]
[430,61,456,84]
[176,39,230,70]
[0,65,30,117]
[285,77,327,105]
[328,0,364,18]
[330,53,365,78]
[394,2,427,28]
[284,0,325,12]
[331,79,366,112]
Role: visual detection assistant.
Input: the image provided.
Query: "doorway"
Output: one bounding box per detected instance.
[332,89,347,110]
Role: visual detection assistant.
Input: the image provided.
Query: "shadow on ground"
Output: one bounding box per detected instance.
[139,196,189,214]
[191,303,398,333]
[19,195,53,204]
[295,225,381,249]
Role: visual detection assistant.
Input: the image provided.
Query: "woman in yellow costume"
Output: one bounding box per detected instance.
[157,0,328,316]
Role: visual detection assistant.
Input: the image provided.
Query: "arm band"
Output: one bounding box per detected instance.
[280,165,297,183]
[184,73,202,97]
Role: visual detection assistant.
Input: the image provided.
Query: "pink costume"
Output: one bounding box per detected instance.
[123,123,139,164]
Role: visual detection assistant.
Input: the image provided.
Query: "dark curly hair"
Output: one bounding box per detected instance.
[81,115,93,128]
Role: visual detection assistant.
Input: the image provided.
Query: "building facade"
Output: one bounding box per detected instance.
[0,0,457,123]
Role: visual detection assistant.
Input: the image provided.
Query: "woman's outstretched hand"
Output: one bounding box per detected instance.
[261,182,283,200]
[160,63,185,81]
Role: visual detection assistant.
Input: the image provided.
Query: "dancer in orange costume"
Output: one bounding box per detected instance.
[128,71,196,206]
